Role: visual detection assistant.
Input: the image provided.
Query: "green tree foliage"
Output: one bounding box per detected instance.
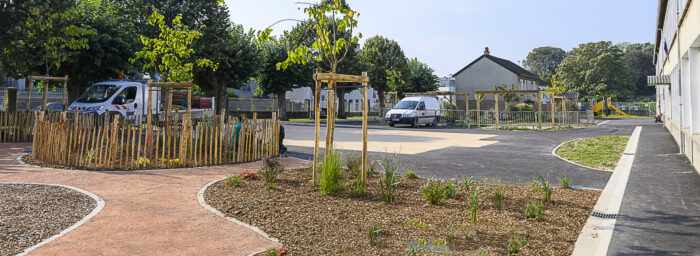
[404,58,438,93]
[557,41,634,101]
[130,11,218,86]
[619,42,655,97]
[60,0,140,101]
[522,46,566,83]
[361,36,407,110]
[1,0,94,80]
[494,84,520,102]
[256,35,315,121]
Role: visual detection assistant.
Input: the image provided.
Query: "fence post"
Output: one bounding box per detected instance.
[27,79,33,111]
[111,115,120,169]
[32,111,44,158]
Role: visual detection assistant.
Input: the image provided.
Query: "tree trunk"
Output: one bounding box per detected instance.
[278,92,288,121]
[214,80,228,115]
[379,90,385,117]
[337,88,347,119]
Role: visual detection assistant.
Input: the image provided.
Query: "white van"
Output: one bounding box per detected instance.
[385,96,440,127]
[68,80,214,121]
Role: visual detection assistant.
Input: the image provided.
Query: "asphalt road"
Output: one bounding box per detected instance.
[283,119,649,189]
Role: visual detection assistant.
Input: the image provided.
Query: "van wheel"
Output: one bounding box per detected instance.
[431,117,438,127]
[412,117,419,128]
[389,123,395,127]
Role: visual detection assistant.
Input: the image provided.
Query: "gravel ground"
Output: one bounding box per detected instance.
[0,184,97,256]
[205,168,599,255]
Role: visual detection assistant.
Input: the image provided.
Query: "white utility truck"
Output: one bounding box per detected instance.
[68,80,214,121]
[384,96,441,127]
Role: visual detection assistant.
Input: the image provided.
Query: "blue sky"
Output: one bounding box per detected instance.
[225,0,656,77]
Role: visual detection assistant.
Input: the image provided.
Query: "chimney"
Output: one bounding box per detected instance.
[484,47,490,55]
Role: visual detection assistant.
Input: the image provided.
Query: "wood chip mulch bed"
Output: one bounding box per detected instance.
[205,169,600,255]
[0,184,96,256]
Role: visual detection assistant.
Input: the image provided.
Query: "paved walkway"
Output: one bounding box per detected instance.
[0,143,309,256]
[608,124,700,255]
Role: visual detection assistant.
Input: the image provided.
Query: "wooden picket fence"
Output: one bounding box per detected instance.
[31,111,280,170]
[0,111,36,142]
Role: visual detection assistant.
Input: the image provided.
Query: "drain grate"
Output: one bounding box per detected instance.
[591,210,617,219]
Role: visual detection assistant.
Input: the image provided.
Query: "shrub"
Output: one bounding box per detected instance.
[378,153,400,203]
[515,103,534,111]
[403,170,419,179]
[524,201,543,221]
[469,188,480,223]
[263,248,276,256]
[404,218,427,229]
[443,178,458,199]
[368,224,382,246]
[225,175,243,187]
[507,236,527,254]
[558,175,571,189]
[493,187,504,209]
[420,179,445,205]
[345,155,365,195]
[320,148,343,195]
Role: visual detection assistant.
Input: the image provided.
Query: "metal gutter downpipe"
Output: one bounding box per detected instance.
[677,0,684,154]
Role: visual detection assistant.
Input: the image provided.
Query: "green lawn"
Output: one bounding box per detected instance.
[556,135,629,170]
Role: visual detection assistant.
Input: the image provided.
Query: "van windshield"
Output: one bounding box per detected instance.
[76,84,121,103]
[394,100,418,109]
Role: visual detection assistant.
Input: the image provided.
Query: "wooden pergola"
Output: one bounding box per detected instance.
[312,68,370,184]
[473,89,556,128]
[26,75,69,111]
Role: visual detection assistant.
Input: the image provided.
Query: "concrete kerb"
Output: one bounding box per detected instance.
[197,177,282,256]
[552,138,612,173]
[0,182,106,256]
[571,126,642,256]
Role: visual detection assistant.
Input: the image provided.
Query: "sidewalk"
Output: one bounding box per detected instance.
[0,143,309,256]
[607,124,700,255]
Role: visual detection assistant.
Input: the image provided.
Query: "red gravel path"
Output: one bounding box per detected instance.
[0,143,309,256]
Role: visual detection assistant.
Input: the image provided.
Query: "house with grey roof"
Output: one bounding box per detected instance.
[452,47,544,106]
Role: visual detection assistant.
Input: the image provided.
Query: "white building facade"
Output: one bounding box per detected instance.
[652,0,700,170]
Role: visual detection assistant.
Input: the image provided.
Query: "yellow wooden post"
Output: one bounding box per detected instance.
[361,72,368,183]
[62,75,68,111]
[42,79,48,111]
[27,79,33,111]
[325,86,333,155]
[313,69,322,186]
[538,92,543,129]
[495,94,500,128]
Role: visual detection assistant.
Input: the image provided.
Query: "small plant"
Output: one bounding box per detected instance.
[462,176,478,192]
[261,248,286,256]
[404,218,427,229]
[226,175,243,187]
[493,187,504,209]
[476,247,489,256]
[443,178,457,200]
[536,176,552,202]
[261,166,278,189]
[507,235,527,254]
[558,175,571,189]
[469,188,480,223]
[403,170,419,179]
[240,171,260,180]
[320,147,342,195]
[168,158,180,166]
[378,153,400,204]
[420,178,445,205]
[404,244,425,256]
[138,157,151,167]
[524,201,544,221]
[347,155,365,195]
[85,149,97,163]
[368,224,382,246]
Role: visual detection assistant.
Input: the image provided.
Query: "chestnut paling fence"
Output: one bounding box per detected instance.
[31,111,280,170]
[0,111,36,142]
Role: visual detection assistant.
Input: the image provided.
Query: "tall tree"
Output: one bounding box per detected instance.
[557,41,634,101]
[360,35,407,111]
[130,11,217,84]
[619,42,655,97]
[60,0,140,101]
[522,47,566,83]
[256,35,314,121]
[404,57,438,93]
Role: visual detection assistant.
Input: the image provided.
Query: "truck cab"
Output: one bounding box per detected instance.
[69,80,157,118]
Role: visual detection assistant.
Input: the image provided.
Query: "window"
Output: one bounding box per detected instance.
[76,84,121,103]
[113,86,137,104]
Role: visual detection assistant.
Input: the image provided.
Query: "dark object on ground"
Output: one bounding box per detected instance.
[655,114,663,123]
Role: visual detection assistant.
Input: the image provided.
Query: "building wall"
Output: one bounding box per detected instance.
[453,57,518,100]
[656,0,700,173]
